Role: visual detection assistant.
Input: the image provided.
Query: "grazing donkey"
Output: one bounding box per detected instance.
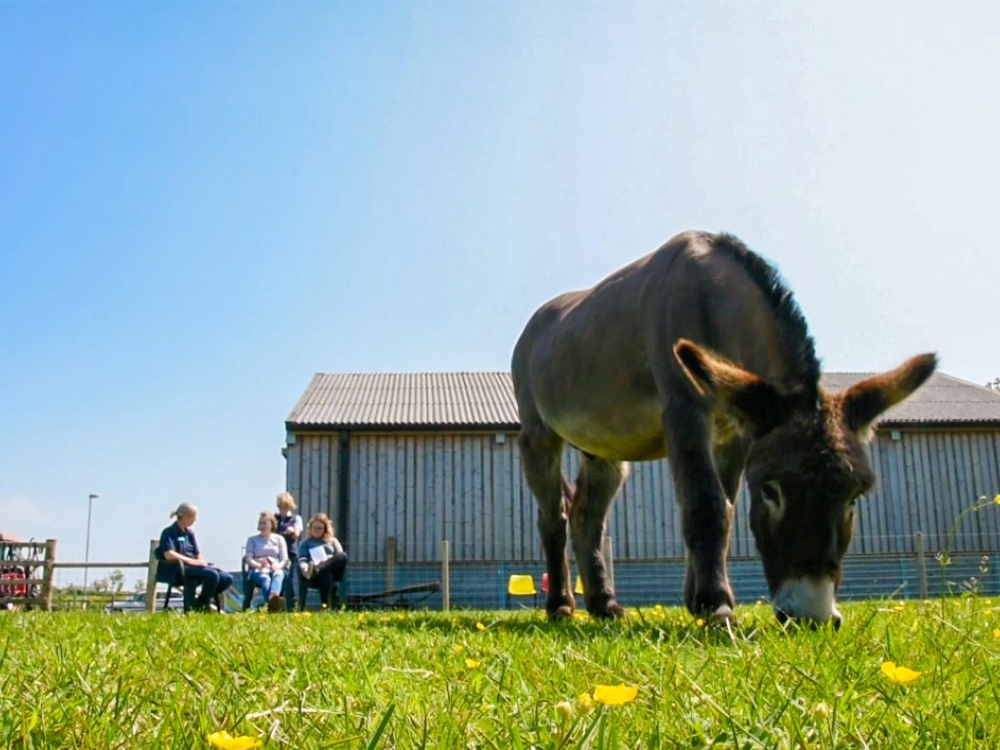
[512,230,935,627]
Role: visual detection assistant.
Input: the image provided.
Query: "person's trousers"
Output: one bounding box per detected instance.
[298,552,348,610]
[182,565,234,611]
[281,553,299,609]
[249,569,286,606]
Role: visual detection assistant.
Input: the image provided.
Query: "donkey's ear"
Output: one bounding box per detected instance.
[673,339,782,429]
[841,353,937,436]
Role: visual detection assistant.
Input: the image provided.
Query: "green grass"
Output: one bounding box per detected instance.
[3,598,1000,748]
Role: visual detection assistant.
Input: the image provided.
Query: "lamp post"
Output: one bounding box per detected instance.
[83,493,98,609]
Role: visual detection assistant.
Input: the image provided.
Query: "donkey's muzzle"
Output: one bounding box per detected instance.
[775,606,843,630]
[773,577,842,630]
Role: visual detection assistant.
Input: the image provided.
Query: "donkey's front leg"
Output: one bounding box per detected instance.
[663,398,735,623]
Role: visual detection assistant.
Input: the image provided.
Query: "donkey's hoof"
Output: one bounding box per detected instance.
[547,605,575,621]
[708,605,735,626]
[589,600,627,620]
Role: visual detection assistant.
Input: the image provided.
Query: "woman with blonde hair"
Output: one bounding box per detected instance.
[244,511,289,612]
[275,492,303,608]
[158,503,234,613]
[296,513,348,611]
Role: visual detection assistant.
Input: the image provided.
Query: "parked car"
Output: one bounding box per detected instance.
[104,591,184,614]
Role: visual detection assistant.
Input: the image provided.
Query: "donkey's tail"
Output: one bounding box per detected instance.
[561,475,578,516]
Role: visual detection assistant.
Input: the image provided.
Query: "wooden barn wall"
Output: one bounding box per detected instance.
[284,433,342,533]
[286,429,1000,564]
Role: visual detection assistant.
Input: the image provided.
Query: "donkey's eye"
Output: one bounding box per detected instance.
[761,481,783,510]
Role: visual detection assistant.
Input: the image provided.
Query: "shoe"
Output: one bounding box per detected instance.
[267,594,286,613]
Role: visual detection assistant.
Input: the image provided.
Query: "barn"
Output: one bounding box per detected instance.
[284,371,1000,608]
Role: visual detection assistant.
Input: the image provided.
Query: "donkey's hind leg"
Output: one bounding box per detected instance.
[569,454,628,619]
[518,422,575,620]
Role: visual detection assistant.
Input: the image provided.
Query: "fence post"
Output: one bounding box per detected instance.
[386,536,397,593]
[42,539,57,611]
[603,535,614,590]
[145,540,159,613]
[441,540,450,611]
[915,532,928,599]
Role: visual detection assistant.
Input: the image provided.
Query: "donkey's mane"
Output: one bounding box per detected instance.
[715,233,821,394]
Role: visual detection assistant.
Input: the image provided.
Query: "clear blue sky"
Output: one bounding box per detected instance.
[2,2,997,583]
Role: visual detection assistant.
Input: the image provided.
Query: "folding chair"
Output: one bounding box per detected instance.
[153,546,223,613]
[507,574,538,608]
[241,558,259,611]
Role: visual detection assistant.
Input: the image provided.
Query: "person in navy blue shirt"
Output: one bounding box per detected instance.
[158,502,234,612]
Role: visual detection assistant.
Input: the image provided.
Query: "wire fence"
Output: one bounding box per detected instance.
[11,534,997,613]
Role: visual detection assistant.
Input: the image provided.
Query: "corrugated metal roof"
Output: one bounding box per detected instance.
[822,371,1000,425]
[287,371,1000,430]
[287,372,520,428]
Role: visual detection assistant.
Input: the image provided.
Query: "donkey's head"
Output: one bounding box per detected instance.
[675,340,936,627]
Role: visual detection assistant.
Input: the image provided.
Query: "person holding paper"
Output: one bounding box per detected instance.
[297,513,348,610]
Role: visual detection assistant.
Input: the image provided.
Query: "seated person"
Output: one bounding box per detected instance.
[244,512,289,612]
[297,513,348,610]
[158,502,234,613]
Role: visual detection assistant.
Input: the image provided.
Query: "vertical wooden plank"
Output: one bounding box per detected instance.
[952,433,975,548]
[365,435,379,562]
[444,435,456,560]
[394,434,406,555]
[376,436,388,559]
[319,435,331,524]
[936,432,958,552]
[42,540,57,611]
[511,431,526,562]
[911,432,931,549]
[866,441,894,554]
[906,432,928,551]
[639,463,654,558]
[306,435,327,524]
[351,436,364,562]
[643,463,659,559]
[476,437,489,560]
[351,435,363,560]
[345,435,358,559]
[890,434,912,553]
[285,440,302,514]
[422,436,432,560]
[466,437,478,560]
[868,438,887,554]
[485,436,497,561]
[495,436,511,560]
[938,432,963,552]
[433,433,445,556]
[980,434,1000,549]
[968,432,992,545]
[924,432,947,551]
[411,437,423,560]
[330,434,342,538]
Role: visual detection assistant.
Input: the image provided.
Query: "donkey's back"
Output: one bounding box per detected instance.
[512,230,803,463]
[512,230,935,626]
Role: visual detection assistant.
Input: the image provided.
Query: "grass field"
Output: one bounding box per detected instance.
[3,597,999,749]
